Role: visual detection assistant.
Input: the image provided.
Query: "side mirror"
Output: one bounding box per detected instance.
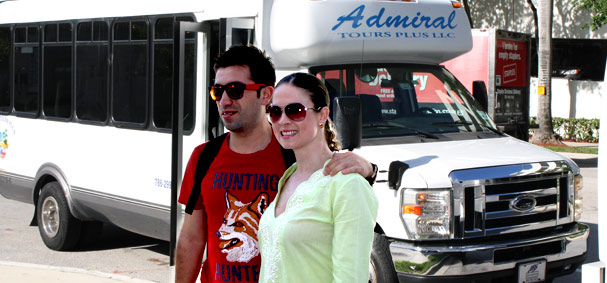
[333,97,362,151]
[472,80,488,112]
[388,161,409,190]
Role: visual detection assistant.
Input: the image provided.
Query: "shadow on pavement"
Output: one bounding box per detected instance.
[583,223,599,263]
[73,223,169,256]
[571,157,598,168]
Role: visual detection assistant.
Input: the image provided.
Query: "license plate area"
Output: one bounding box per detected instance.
[494,240,562,263]
[518,260,546,283]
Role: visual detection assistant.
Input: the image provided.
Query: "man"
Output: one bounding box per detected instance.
[175,45,375,283]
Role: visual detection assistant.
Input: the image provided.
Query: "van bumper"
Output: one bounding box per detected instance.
[390,222,589,282]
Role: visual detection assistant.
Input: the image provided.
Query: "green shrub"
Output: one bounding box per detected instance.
[529,117,600,142]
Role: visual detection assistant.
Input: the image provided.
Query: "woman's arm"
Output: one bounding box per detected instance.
[331,175,379,283]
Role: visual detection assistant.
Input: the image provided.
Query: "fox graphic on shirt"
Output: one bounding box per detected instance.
[217,191,270,262]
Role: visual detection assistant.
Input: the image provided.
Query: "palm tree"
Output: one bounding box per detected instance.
[530,0,560,144]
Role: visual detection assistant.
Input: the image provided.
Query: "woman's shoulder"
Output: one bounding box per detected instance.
[327,172,372,193]
[331,171,369,183]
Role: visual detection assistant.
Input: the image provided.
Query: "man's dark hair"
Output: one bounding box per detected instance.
[214,45,276,87]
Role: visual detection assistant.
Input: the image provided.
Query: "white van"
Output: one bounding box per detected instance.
[0,0,587,282]
[265,1,588,282]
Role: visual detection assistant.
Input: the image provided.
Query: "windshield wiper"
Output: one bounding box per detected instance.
[478,123,507,136]
[364,123,439,139]
[402,125,439,139]
[432,120,473,126]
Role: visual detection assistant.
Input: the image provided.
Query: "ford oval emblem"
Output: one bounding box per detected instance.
[510,195,537,213]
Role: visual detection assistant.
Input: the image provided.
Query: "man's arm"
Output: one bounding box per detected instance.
[175,209,207,283]
[323,151,376,181]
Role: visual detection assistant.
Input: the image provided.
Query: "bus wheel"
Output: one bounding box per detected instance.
[36,182,82,251]
[369,233,398,283]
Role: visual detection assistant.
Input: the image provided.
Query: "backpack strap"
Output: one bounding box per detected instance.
[184,133,228,214]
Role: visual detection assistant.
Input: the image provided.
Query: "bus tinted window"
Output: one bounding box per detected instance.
[114,22,129,40]
[43,23,73,119]
[76,45,108,122]
[77,22,92,41]
[113,45,147,124]
[0,27,10,113]
[155,18,172,39]
[153,16,195,131]
[44,24,57,42]
[14,26,39,114]
[59,23,72,42]
[76,21,109,122]
[131,21,147,40]
[27,27,38,43]
[43,45,72,118]
[112,19,148,125]
[93,21,108,41]
[15,27,26,43]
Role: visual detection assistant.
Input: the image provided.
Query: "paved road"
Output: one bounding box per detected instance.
[0,197,171,282]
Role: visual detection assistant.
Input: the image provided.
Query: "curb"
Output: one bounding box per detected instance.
[0,261,157,283]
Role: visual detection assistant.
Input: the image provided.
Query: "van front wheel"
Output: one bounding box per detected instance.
[369,233,399,283]
[36,182,82,251]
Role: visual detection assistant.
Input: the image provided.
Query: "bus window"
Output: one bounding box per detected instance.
[76,21,109,122]
[0,27,10,113]
[152,16,195,132]
[43,22,73,119]
[112,19,148,126]
[14,26,40,115]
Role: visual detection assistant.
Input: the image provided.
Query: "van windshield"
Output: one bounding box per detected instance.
[311,64,498,139]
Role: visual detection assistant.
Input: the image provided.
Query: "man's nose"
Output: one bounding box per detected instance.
[218,90,233,106]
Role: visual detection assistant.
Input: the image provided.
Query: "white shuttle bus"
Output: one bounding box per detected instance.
[0,0,588,282]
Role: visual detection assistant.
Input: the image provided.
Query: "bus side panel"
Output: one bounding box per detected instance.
[0,172,35,205]
[71,188,171,240]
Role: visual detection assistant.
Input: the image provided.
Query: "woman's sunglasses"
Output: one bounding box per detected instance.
[209,82,267,101]
[267,103,323,123]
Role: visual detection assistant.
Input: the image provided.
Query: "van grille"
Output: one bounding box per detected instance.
[450,161,574,238]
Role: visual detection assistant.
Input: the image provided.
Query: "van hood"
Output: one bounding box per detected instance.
[356,137,579,189]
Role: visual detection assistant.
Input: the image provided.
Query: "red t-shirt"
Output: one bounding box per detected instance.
[178,133,287,283]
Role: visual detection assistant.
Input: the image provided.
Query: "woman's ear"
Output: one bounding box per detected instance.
[320,106,330,124]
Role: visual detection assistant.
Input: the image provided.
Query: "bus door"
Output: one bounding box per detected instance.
[170,17,256,265]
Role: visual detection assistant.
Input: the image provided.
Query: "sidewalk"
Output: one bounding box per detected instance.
[562,141,599,149]
[0,261,157,283]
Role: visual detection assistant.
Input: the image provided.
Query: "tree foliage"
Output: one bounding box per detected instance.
[573,0,607,30]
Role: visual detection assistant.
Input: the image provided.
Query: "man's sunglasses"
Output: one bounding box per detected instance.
[209,82,267,101]
[267,103,323,123]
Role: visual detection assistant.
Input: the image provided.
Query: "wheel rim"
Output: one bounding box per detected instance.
[41,196,60,238]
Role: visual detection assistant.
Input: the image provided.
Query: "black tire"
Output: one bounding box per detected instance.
[36,182,82,251]
[369,233,399,283]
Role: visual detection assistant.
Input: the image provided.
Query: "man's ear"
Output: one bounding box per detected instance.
[260,86,274,106]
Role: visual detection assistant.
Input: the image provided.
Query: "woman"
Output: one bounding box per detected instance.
[258,73,378,283]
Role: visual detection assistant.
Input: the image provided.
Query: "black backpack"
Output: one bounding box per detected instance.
[184,133,296,214]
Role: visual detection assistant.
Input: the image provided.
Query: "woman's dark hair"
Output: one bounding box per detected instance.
[276,73,341,152]
[214,45,276,87]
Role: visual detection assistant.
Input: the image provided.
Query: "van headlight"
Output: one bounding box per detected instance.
[574,175,583,221]
[401,189,452,240]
